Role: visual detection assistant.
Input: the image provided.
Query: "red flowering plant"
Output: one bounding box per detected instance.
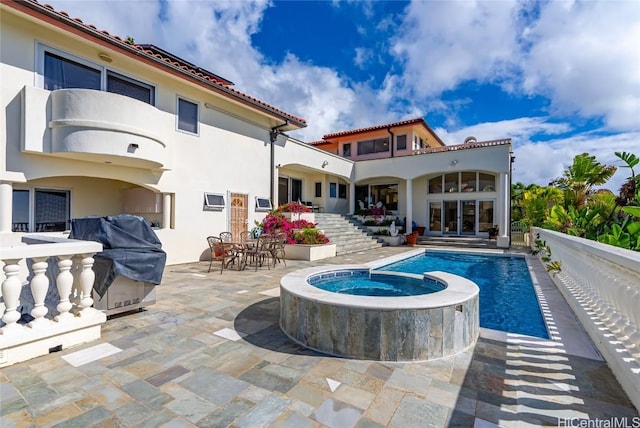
[277,201,312,214]
[257,214,329,244]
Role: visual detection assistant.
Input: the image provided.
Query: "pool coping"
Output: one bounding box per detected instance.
[280,264,479,310]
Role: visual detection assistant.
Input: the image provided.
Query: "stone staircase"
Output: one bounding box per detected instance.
[314,213,384,255]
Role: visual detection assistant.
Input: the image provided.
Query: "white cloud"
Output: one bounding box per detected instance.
[354,47,373,68]
[390,1,521,97]
[390,0,640,132]
[521,1,640,131]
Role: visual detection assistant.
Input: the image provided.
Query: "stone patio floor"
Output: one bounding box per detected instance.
[1,246,637,427]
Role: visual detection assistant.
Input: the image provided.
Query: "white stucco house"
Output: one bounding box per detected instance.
[1,0,514,268]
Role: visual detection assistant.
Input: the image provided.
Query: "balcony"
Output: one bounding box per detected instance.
[22,86,170,170]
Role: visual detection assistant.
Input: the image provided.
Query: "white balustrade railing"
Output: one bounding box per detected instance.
[0,235,106,367]
[532,228,640,410]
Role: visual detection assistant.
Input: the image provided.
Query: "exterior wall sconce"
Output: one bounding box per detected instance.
[450,160,458,166]
[98,52,112,63]
[128,143,139,153]
[322,160,329,168]
[276,164,281,169]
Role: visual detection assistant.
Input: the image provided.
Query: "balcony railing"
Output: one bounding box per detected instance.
[532,228,640,410]
[0,235,105,367]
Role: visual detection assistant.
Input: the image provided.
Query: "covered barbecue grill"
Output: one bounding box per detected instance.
[69,214,166,315]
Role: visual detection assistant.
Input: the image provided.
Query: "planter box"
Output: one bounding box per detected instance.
[366,225,403,234]
[377,235,403,246]
[282,212,315,223]
[284,243,336,261]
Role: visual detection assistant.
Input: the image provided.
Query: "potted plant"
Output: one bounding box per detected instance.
[406,231,419,246]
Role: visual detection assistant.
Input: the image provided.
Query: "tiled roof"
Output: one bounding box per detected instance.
[322,117,428,139]
[307,140,331,146]
[8,0,306,127]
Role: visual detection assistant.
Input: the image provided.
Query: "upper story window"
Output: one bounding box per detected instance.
[413,136,425,150]
[44,52,101,90]
[177,97,199,134]
[428,172,496,194]
[40,45,155,105]
[397,135,407,150]
[107,71,154,105]
[343,143,351,157]
[357,138,389,155]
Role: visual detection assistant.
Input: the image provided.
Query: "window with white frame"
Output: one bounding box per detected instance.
[255,196,272,212]
[178,97,199,134]
[12,188,71,232]
[40,46,155,105]
[107,71,154,104]
[204,192,225,210]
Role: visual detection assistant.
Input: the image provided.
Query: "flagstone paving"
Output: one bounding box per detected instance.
[1,246,637,427]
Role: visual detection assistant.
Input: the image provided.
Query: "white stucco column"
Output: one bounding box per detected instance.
[0,181,13,233]
[162,193,171,229]
[497,173,509,248]
[405,178,413,234]
[349,182,355,214]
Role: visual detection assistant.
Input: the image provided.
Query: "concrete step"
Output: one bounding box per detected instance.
[315,213,386,256]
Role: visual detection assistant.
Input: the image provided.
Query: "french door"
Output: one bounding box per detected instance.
[428,199,493,236]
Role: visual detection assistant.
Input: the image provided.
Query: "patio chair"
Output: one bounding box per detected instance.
[207,236,232,274]
[241,234,272,271]
[270,232,287,267]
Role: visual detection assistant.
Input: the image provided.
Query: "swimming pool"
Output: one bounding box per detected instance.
[376,251,549,339]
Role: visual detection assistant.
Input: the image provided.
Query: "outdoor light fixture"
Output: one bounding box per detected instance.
[322,160,329,168]
[98,52,112,63]
[450,160,458,166]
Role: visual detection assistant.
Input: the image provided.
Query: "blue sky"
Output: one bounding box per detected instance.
[48,0,640,191]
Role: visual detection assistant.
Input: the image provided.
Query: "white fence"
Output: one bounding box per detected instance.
[0,235,106,367]
[532,227,640,410]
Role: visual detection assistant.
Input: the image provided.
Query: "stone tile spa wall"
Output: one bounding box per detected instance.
[279,265,479,361]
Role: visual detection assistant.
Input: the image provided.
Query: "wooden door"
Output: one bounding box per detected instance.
[229,193,249,237]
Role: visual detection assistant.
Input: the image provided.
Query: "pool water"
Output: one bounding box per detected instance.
[312,273,444,297]
[376,252,549,339]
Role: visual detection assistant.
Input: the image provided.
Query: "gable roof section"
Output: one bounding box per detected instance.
[5,0,306,129]
[321,117,444,146]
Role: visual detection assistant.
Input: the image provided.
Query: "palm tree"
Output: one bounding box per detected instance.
[550,153,616,209]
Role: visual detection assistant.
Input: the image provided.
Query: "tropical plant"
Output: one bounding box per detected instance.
[550,153,616,209]
[292,228,330,245]
[520,186,564,228]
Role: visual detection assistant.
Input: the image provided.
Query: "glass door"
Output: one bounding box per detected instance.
[444,201,458,234]
[428,201,442,234]
[461,200,476,235]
